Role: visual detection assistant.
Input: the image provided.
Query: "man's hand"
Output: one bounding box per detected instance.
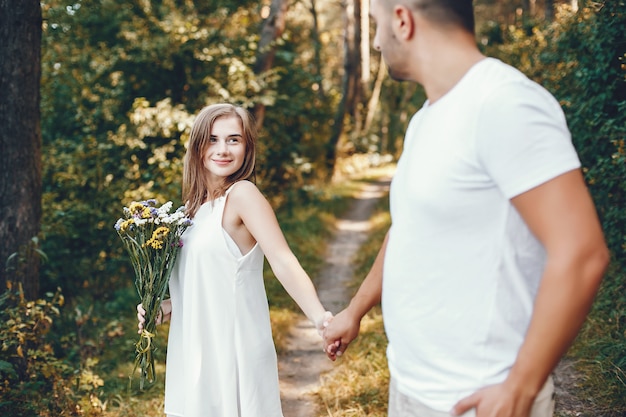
[451,381,535,417]
[322,308,361,361]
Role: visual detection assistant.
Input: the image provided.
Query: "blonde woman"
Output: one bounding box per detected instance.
[138,103,331,417]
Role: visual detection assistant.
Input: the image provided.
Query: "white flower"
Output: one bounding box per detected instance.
[163,209,186,224]
[157,201,174,218]
[177,217,192,226]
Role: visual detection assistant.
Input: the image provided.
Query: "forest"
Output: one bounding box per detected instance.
[0,0,625,415]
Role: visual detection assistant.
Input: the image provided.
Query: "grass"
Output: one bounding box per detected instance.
[563,263,626,416]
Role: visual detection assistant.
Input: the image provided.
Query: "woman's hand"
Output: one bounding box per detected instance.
[136,304,147,334]
[315,311,334,337]
[136,299,172,334]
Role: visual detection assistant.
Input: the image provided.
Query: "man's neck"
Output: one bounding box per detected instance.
[417,32,485,104]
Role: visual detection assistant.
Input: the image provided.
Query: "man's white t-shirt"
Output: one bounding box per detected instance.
[383,58,581,411]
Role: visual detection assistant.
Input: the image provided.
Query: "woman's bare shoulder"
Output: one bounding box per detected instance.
[228,180,267,207]
[229,180,261,196]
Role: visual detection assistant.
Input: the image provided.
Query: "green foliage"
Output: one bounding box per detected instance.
[551,3,626,269]
[40,0,224,297]
[33,1,363,413]
[0,283,77,416]
[252,15,337,196]
[0,280,142,416]
[557,37,625,417]
[573,266,626,413]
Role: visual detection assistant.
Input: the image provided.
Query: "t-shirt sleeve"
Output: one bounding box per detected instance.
[475,79,581,199]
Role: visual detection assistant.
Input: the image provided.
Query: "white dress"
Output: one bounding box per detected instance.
[164,185,284,417]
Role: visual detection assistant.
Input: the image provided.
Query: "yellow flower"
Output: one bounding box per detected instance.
[119,218,135,233]
[143,227,170,250]
[129,202,153,219]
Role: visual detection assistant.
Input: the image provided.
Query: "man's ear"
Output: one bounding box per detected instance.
[392,5,415,40]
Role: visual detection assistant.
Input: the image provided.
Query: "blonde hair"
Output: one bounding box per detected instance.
[183,103,257,218]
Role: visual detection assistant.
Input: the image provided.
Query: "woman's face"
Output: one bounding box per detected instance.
[203,115,247,183]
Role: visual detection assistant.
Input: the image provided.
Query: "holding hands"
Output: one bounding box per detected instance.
[315,310,335,337]
[322,308,361,361]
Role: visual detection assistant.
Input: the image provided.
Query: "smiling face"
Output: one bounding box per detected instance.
[203,115,247,185]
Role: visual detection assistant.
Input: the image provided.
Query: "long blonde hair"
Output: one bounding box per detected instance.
[183,104,257,218]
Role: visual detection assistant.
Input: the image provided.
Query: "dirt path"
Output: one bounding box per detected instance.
[278,177,391,417]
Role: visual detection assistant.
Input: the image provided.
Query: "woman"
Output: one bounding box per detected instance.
[138,103,331,417]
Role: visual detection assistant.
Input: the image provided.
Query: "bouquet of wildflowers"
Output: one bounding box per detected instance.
[114,199,192,389]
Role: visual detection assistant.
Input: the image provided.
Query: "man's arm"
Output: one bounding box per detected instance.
[453,169,609,417]
[323,231,390,360]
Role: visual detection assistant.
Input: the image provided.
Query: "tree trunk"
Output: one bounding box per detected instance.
[360,0,370,83]
[363,59,386,134]
[325,0,365,179]
[0,0,43,298]
[545,0,555,21]
[253,0,289,130]
[309,0,325,98]
[521,0,531,18]
[346,0,362,125]
[325,0,352,177]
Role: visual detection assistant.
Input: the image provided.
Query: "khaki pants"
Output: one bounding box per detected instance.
[388,376,555,417]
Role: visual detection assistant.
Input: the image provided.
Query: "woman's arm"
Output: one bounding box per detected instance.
[226,181,329,330]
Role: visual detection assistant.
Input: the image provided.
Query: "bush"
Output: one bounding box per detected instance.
[0,282,78,416]
[0,282,115,416]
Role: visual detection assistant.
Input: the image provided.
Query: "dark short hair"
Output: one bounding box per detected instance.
[409,0,475,34]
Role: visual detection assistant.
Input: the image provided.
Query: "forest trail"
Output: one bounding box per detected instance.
[276,174,589,417]
[278,176,392,417]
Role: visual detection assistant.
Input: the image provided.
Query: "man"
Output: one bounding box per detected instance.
[322,1,609,417]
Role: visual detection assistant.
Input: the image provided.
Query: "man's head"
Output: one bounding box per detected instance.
[370,0,475,82]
